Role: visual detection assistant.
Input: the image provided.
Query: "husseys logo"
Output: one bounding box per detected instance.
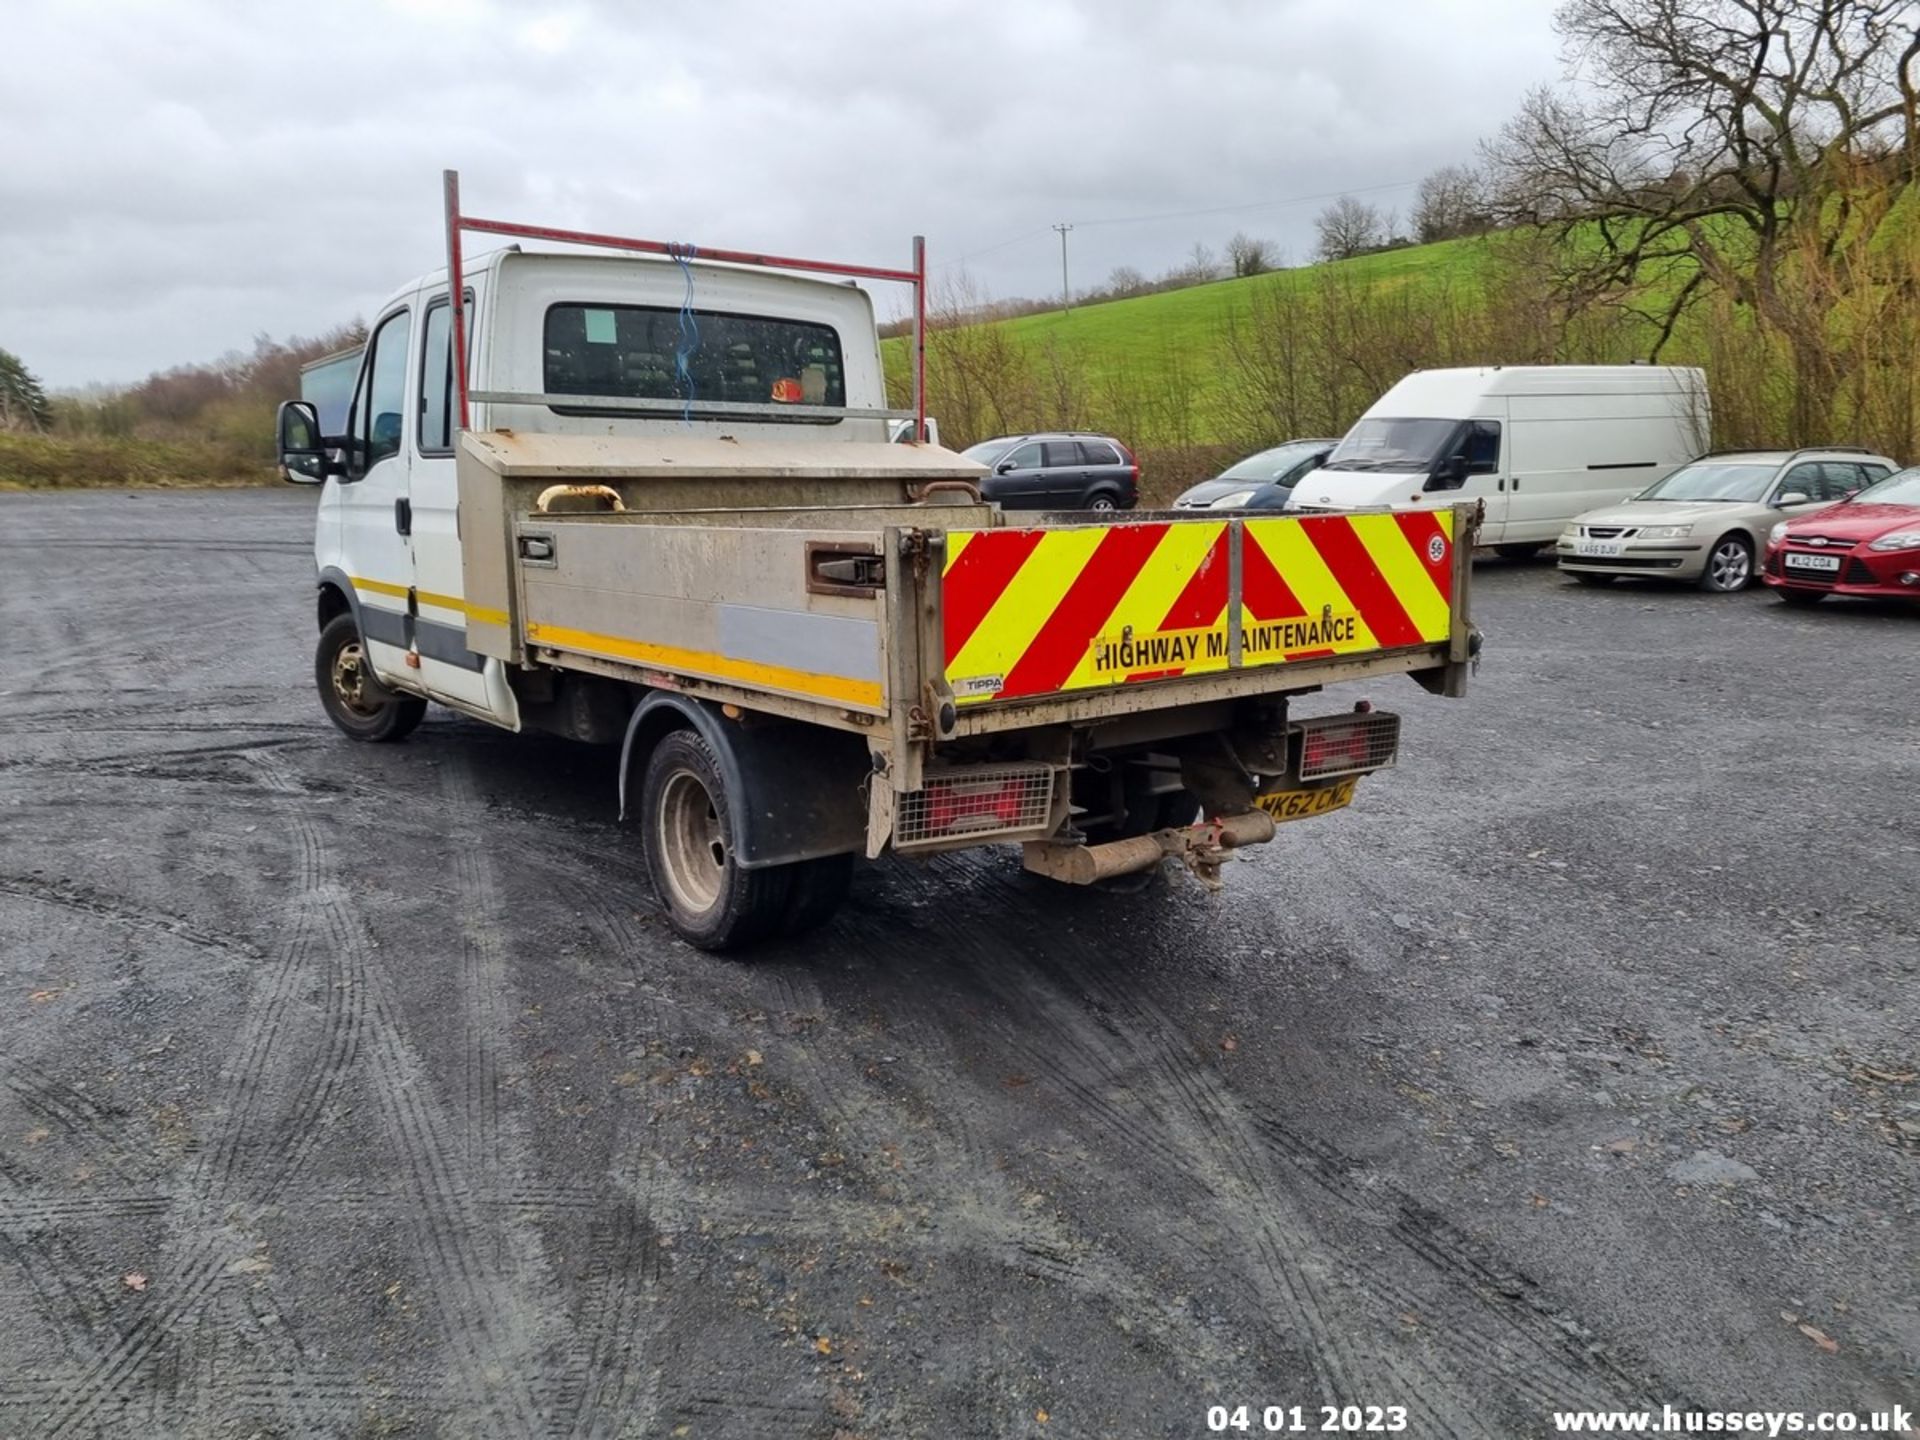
[1088,611,1362,677]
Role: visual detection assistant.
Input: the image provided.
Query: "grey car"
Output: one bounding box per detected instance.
[1556,448,1900,592]
[960,433,1140,512]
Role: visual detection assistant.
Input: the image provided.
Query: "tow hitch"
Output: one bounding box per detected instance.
[1021,810,1278,888]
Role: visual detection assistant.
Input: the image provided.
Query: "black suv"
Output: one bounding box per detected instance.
[961,432,1140,511]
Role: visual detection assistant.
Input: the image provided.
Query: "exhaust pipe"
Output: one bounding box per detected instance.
[1022,810,1278,887]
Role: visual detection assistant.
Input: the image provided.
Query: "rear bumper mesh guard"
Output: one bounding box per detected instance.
[1294,711,1402,781]
[894,763,1056,848]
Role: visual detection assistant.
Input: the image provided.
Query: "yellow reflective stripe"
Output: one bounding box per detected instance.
[1240,522,1382,656]
[1057,520,1227,690]
[948,526,1105,685]
[944,530,977,568]
[350,574,410,601]
[350,577,507,629]
[1346,514,1451,642]
[417,588,508,628]
[524,620,884,711]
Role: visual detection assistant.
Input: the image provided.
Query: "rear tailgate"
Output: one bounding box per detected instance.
[940,509,1461,706]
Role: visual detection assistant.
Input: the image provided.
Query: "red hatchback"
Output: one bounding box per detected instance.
[1763,466,1920,605]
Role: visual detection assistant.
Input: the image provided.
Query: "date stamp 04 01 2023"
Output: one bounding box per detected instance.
[1207,1404,1410,1434]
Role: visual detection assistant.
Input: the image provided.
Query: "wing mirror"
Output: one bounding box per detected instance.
[1776,491,1810,507]
[276,400,335,485]
[996,460,1018,475]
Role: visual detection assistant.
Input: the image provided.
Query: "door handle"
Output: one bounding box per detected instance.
[394,498,412,536]
[1511,478,1521,492]
[1497,479,1505,491]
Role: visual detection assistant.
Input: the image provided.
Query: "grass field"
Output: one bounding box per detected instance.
[883,235,1514,448]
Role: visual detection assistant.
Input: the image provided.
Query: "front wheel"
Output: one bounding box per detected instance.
[640,729,795,951]
[1698,533,1755,593]
[315,613,425,742]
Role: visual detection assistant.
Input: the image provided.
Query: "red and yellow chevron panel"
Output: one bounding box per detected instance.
[942,511,1453,705]
[1238,511,1454,668]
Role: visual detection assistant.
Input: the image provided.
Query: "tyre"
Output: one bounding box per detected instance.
[315,612,426,742]
[1570,571,1616,587]
[1697,532,1755,593]
[640,728,792,951]
[1777,588,1825,607]
[1084,489,1121,513]
[1495,542,1546,560]
[781,854,853,938]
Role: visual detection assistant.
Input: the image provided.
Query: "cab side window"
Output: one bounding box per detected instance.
[1001,442,1044,471]
[353,309,410,475]
[418,294,474,455]
[1462,420,1501,473]
[1042,441,1082,468]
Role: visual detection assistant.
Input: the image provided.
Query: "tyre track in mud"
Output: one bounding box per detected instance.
[868,853,1671,1432]
[531,865,671,1440]
[248,749,559,1434]
[25,748,551,1437]
[0,873,265,970]
[27,748,361,1439]
[731,952,1260,1416]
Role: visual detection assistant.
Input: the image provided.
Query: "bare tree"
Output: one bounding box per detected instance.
[1106,265,1149,298]
[1314,195,1383,261]
[1412,164,1491,243]
[1482,0,1920,434]
[1225,231,1276,277]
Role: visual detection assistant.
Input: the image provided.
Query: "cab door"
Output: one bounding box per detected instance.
[339,304,416,684]
[407,286,512,717]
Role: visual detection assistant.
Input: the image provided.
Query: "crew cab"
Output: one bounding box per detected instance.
[274,173,1481,949]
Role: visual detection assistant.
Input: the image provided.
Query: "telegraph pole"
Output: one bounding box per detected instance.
[1052,222,1073,313]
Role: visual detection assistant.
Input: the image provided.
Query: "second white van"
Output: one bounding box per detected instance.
[1286,365,1709,554]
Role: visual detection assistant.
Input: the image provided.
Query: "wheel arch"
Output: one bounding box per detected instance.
[317,566,361,634]
[617,693,868,869]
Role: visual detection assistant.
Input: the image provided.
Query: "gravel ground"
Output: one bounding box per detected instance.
[0,487,1915,1440]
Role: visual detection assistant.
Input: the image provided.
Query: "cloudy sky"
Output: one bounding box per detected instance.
[2,0,1564,389]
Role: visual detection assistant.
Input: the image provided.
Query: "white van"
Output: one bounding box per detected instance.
[1286,366,1708,555]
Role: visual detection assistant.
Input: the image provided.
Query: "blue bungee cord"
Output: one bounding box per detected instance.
[669,243,699,426]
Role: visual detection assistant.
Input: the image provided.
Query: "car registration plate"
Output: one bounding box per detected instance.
[1254,776,1358,823]
[1574,538,1624,557]
[1784,552,1842,572]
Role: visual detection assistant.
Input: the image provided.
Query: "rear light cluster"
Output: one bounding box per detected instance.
[895,763,1055,848]
[1295,711,1401,781]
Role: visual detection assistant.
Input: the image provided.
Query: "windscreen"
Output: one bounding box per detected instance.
[1325,418,1456,471]
[1636,463,1774,502]
[1219,443,1323,480]
[962,439,1017,465]
[1852,467,1920,506]
[543,303,845,417]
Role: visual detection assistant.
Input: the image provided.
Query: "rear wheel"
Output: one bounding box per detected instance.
[1698,532,1755,593]
[314,613,425,742]
[1570,571,1616,587]
[1777,588,1825,607]
[781,854,853,938]
[1085,489,1120,513]
[640,729,794,951]
[1495,542,1546,560]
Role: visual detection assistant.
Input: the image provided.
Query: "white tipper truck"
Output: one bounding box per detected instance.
[275,173,1480,949]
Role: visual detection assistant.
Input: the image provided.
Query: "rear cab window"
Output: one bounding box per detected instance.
[543,303,845,419]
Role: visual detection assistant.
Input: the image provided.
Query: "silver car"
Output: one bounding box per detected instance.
[1556,448,1900,592]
